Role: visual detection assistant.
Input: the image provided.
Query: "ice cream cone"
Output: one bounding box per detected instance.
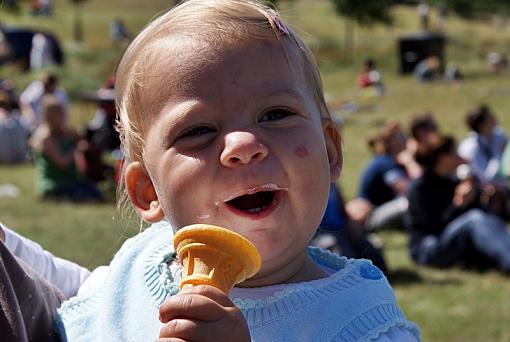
[173,224,261,294]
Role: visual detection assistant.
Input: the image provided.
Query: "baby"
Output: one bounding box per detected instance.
[57,1,420,341]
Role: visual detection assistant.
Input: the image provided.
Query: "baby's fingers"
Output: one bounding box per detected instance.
[159,319,250,342]
[159,290,226,323]
[158,318,204,340]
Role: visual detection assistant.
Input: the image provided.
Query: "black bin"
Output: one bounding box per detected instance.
[398,33,446,74]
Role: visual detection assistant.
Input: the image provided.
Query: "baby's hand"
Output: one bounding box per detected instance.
[157,285,250,342]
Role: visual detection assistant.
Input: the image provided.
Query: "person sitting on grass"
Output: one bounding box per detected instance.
[356,58,384,98]
[458,104,509,220]
[458,104,508,186]
[407,111,440,154]
[0,89,29,164]
[414,56,441,83]
[29,95,101,202]
[405,134,510,274]
[346,122,419,232]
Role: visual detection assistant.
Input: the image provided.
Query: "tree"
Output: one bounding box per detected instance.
[443,0,506,18]
[329,0,394,61]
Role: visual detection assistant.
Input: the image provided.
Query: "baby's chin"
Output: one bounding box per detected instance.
[255,243,298,269]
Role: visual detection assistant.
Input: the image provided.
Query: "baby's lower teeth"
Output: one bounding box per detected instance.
[247,207,263,213]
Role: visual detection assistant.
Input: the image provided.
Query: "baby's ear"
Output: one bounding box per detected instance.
[323,119,343,182]
[125,162,164,223]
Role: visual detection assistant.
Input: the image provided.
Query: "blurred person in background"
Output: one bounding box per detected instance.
[487,52,508,73]
[399,111,442,185]
[0,90,29,164]
[407,111,440,156]
[0,79,19,111]
[356,58,384,98]
[78,77,120,185]
[19,72,69,132]
[417,1,430,31]
[458,104,509,220]
[84,76,120,153]
[29,95,101,202]
[31,0,52,16]
[29,32,55,70]
[405,134,510,274]
[444,62,463,85]
[458,104,508,185]
[437,1,448,29]
[346,122,419,231]
[109,18,130,45]
[414,56,441,82]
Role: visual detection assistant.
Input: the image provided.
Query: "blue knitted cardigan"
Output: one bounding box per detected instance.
[56,221,420,341]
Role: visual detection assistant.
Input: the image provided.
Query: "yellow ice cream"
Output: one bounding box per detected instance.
[173,224,261,294]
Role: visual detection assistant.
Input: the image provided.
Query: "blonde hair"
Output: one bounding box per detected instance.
[30,95,65,150]
[115,0,331,212]
[42,95,64,119]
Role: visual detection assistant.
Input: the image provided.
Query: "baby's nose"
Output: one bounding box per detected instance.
[220,131,269,167]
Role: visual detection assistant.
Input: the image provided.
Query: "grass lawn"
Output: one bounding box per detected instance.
[1,1,510,340]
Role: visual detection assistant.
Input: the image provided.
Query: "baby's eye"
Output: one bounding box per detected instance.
[260,107,295,122]
[178,125,216,139]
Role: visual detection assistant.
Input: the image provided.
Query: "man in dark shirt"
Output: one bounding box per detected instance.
[405,135,510,273]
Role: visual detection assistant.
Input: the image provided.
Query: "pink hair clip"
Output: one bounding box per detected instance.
[268,13,290,36]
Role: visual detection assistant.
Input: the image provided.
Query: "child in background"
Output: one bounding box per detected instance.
[19,73,69,132]
[356,58,384,98]
[30,96,101,201]
[56,1,420,340]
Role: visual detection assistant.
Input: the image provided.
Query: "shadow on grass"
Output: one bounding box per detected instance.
[388,268,424,286]
[388,267,466,287]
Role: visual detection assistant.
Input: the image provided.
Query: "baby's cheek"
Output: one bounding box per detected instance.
[294,145,309,158]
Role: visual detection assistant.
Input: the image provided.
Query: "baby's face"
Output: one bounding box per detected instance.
[139,38,340,280]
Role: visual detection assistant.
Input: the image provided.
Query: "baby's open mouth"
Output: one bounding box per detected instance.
[226,191,277,214]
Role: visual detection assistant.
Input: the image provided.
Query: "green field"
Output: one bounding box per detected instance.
[1,1,510,341]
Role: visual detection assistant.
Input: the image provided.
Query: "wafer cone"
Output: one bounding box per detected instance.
[173,224,261,294]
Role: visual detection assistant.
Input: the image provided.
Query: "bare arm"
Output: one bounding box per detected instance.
[19,101,36,129]
[396,149,422,180]
[0,222,90,299]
